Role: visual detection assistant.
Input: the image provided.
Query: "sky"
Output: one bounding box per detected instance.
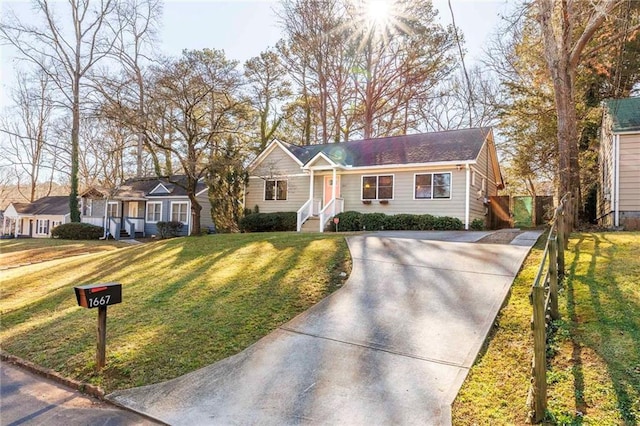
[0,0,513,108]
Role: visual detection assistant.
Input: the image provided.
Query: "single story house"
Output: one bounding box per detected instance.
[245,127,504,232]
[597,97,640,230]
[3,196,71,238]
[107,175,213,238]
[2,176,213,239]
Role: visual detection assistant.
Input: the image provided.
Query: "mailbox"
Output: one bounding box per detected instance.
[74,283,122,309]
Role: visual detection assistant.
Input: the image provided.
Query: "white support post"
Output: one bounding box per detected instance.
[464,165,471,230]
[332,168,337,216]
[309,169,315,203]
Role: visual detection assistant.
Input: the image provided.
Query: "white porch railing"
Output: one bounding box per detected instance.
[318,198,344,232]
[297,199,313,232]
[81,216,104,227]
[108,217,120,239]
[123,217,145,236]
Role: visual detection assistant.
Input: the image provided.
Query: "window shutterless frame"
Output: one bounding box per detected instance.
[413,172,452,200]
[361,174,394,200]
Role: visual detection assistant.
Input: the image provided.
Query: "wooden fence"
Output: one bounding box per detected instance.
[527,192,574,423]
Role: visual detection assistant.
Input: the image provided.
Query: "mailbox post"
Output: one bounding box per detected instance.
[74,283,122,369]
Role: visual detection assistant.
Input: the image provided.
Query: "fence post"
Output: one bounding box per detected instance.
[549,236,559,320]
[557,207,565,278]
[531,285,547,423]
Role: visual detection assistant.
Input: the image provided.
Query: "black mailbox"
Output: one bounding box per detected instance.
[74,283,122,309]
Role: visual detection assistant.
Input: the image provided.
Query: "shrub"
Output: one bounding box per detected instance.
[386,214,420,230]
[361,213,387,231]
[156,221,184,238]
[432,216,464,230]
[239,212,297,232]
[51,223,103,240]
[331,211,363,232]
[416,214,436,230]
[470,218,486,231]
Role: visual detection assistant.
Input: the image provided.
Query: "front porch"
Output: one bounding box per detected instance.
[297,167,344,232]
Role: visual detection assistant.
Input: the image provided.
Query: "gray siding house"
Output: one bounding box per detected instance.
[597,97,640,230]
[245,127,504,232]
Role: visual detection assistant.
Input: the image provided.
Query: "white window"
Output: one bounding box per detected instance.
[414,172,452,200]
[107,202,118,217]
[362,175,394,200]
[36,219,50,235]
[471,171,476,187]
[264,179,287,200]
[82,199,92,216]
[146,202,162,223]
[171,202,189,224]
[52,221,62,229]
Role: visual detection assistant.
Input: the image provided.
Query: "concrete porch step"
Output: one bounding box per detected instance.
[300,217,321,233]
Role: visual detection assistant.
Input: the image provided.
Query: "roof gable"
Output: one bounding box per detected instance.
[248,140,304,172]
[605,97,640,132]
[149,183,171,195]
[115,175,206,199]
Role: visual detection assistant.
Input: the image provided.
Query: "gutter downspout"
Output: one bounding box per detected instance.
[465,164,471,230]
[102,197,109,239]
[614,134,620,227]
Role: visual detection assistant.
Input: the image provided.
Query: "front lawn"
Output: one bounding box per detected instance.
[0,233,351,393]
[452,232,640,424]
[0,238,129,268]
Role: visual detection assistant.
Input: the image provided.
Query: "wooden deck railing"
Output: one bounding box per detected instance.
[527,192,574,423]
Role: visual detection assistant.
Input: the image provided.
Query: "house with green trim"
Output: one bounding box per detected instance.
[597,97,640,230]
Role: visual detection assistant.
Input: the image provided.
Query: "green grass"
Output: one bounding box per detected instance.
[452,232,640,425]
[0,238,129,268]
[0,233,351,393]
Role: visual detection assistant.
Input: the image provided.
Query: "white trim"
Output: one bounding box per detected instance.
[170,201,189,225]
[264,178,288,201]
[465,165,471,230]
[248,139,304,171]
[146,201,162,223]
[614,134,620,227]
[107,201,119,217]
[195,187,208,197]
[345,160,472,171]
[412,172,452,200]
[249,173,307,179]
[323,174,341,206]
[145,195,197,199]
[361,174,395,201]
[302,152,339,170]
[150,183,170,194]
[36,219,50,235]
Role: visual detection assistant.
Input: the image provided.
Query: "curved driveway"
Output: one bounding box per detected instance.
[109,230,541,425]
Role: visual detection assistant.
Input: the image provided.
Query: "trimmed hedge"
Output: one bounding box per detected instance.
[470,218,486,231]
[51,223,103,240]
[240,212,297,232]
[156,221,184,238]
[329,212,464,232]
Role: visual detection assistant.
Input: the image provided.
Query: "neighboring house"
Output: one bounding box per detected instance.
[1,176,212,239]
[107,175,212,238]
[597,97,640,230]
[3,196,71,238]
[245,127,504,232]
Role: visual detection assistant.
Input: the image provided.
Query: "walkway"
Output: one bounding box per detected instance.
[109,230,541,425]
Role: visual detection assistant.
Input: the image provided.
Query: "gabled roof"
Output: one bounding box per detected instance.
[605,97,640,132]
[282,127,493,168]
[113,175,207,199]
[11,196,70,216]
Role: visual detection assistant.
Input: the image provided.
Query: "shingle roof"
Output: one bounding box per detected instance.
[282,127,492,167]
[14,196,70,215]
[605,98,640,132]
[114,175,206,199]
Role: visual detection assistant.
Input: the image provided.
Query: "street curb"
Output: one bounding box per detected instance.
[0,351,105,399]
[1,351,168,425]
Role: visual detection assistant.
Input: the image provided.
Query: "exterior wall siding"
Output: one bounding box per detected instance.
[597,115,616,226]
[245,175,310,213]
[619,133,640,211]
[252,145,302,177]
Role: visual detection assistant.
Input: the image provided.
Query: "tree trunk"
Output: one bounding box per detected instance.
[189,194,202,236]
[70,76,81,222]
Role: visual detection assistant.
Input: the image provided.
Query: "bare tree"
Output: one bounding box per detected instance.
[0,70,59,202]
[535,0,640,200]
[1,0,119,221]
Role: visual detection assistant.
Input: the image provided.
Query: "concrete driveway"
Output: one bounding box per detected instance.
[108,230,541,425]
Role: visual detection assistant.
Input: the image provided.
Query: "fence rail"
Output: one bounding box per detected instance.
[527,192,574,423]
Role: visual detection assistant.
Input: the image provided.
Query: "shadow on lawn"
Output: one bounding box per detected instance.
[560,233,640,425]
[1,233,351,393]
